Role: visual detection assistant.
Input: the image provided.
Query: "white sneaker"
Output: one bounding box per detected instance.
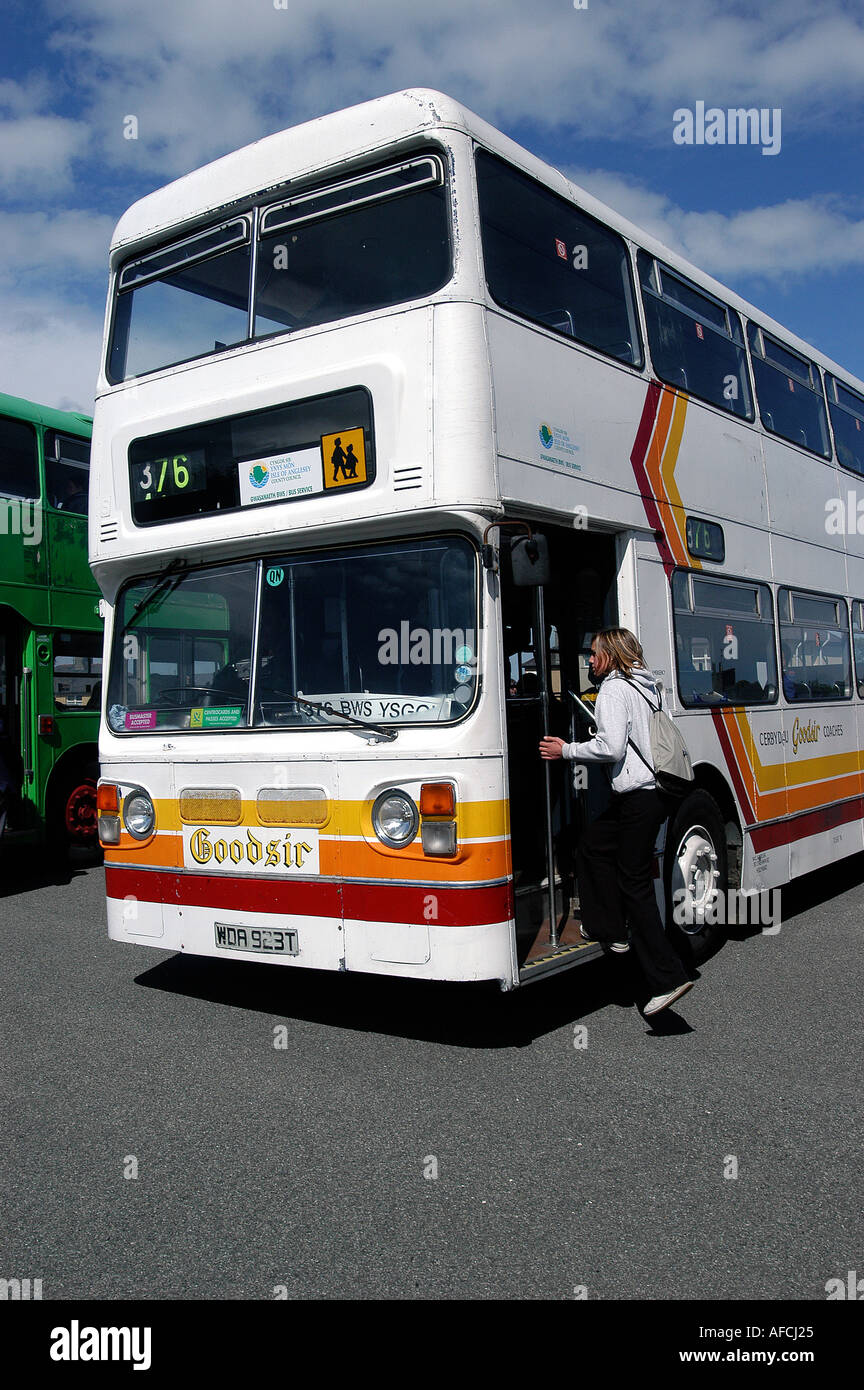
[644,981,694,1016]
[579,926,629,953]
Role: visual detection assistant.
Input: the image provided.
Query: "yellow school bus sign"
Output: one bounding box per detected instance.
[322,428,367,489]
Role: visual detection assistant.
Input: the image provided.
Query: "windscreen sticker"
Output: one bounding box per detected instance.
[238,447,322,506]
[125,710,157,731]
[190,706,244,728]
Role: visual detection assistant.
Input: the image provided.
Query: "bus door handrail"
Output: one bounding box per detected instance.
[21,666,34,784]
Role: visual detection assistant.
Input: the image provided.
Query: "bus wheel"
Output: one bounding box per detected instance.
[664,790,728,965]
[60,776,98,845]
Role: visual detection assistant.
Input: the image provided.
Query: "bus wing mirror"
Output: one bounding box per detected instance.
[510,534,550,587]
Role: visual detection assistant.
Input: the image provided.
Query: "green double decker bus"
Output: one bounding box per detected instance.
[0,391,101,851]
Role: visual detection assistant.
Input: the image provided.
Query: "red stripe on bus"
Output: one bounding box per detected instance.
[105,867,514,927]
[749,797,864,853]
[629,381,676,577]
[710,708,757,825]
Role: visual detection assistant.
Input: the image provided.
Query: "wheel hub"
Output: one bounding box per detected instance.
[673,824,720,933]
[64,783,98,841]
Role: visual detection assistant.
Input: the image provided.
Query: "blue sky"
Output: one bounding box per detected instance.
[1,0,863,412]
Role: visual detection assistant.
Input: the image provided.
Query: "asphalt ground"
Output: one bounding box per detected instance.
[1,847,862,1313]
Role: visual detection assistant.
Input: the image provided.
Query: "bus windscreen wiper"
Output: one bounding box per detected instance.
[123,558,186,631]
[273,692,398,742]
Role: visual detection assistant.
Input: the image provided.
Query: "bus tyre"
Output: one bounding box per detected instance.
[664,790,728,966]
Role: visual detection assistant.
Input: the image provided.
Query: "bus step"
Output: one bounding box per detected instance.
[519,938,603,984]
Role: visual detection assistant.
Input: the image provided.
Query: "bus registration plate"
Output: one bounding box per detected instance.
[214,923,299,955]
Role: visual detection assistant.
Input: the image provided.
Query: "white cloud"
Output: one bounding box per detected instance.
[3,0,863,404]
[0,75,55,116]
[0,210,115,286]
[568,168,864,281]
[0,210,112,409]
[0,115,88,194]
[39,0,864,178]
[0,288,102,412]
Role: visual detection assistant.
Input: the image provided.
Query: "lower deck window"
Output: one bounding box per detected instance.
[778,589,851,701]
[673,572,777,706]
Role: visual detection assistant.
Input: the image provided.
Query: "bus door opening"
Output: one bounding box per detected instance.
[500,525,618,974]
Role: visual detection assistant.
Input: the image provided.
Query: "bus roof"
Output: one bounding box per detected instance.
[0,389,92,435]
[108,87,864,400]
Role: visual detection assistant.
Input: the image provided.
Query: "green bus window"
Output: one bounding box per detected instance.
[45,432,91,515]
[54,631,103,710]
[0,416,39,501]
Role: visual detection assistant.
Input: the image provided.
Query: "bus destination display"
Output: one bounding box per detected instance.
[685,516,725,563]
[131,449,207,502]
[127,388,374,526]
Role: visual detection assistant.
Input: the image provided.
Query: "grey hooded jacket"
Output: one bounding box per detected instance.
[563,667,663,794]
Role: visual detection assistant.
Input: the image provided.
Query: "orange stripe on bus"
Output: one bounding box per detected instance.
[659,393,695,568]
[642,388,689,568]
[718,707,864,821]
[147,796,509,839]
[105,833,510,881]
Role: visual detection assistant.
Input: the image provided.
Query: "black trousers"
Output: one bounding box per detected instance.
[575,787,690,995]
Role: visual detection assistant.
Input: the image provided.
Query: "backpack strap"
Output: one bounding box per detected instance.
[621,674,661,714]
[618,675,659,775]
[625,736,655,774]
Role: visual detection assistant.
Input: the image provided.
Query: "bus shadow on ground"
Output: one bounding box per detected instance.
[134,850,864,1047]
[0,845,102,897]
[135,949,685,1048]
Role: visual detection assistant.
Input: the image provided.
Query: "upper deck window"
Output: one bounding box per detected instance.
[253,155,449,338]
[108,153,452,382]
[0,416,39,500]
[476,150,642,367]
[45,431,91,515]
[826,375,864,475]
[638,252,753,419]
[747,324,831,458]
[110,219,251,381]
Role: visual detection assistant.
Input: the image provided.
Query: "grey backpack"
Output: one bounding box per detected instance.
[623,678,694,799]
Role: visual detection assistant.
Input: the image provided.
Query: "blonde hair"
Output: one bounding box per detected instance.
[593,627,648,677]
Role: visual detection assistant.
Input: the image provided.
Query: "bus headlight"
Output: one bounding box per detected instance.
[123,789,155,840]
[372,789,419,848]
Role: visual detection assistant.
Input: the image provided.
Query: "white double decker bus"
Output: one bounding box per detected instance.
[91,89,864,989]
